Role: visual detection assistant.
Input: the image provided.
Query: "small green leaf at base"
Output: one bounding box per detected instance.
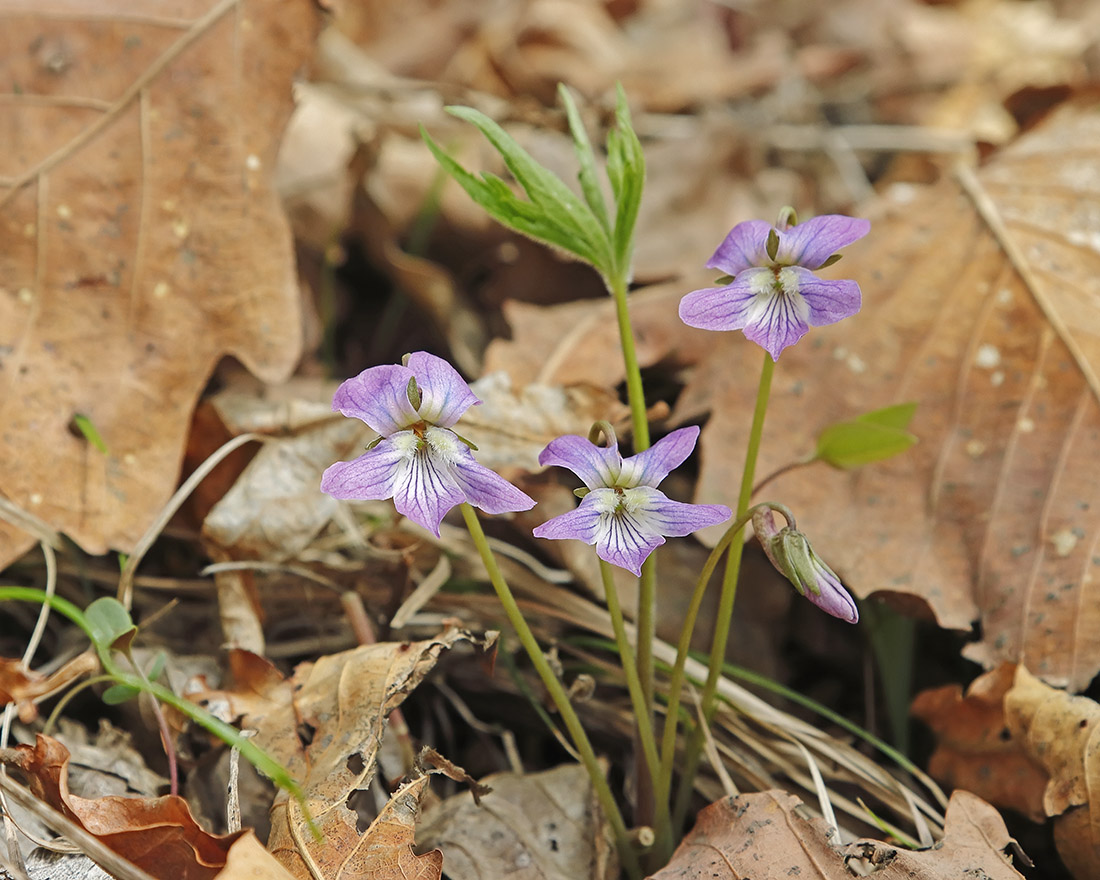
[85,597,137,652]
[815,402,918,469]
[102,683,141,705]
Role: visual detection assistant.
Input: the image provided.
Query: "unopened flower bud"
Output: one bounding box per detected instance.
[752,507,858,624]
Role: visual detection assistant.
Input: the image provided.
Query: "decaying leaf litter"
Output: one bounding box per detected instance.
[3,0,1100,877]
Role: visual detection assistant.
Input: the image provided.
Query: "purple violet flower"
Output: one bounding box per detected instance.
[752,507,858,623]
[321,352,535,536]
[533,426,731,576]
[678,213,871,360]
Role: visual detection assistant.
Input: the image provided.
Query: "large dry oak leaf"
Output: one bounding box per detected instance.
[0,0,318,567]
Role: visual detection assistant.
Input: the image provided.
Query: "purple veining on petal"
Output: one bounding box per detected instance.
[538,434,622,489]
[319,438,407,501]
[407,351,480,427]
[449,449,536,514]
[678,272,764,333]
[618,427,700,488]
[705,219,773,275]
[390,445,466,537]
[332,364,419,436]
[593,506,665,576]
[777,215,870,269]
[532,501,605,543]
[630,488,732,537]
[787,269,862,327]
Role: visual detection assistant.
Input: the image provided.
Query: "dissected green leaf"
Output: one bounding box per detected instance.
[606,84,645,278]
[559,84,611,235]
[815,403,918,469]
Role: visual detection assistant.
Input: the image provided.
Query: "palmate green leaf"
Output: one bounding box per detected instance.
[421,107,613,274]
[815,402,918,469]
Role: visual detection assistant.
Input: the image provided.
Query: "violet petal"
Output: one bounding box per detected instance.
[319,437,407,500]
[627,487,732,537]
[538,434,622,489]
[332,364,419,436]
[406,351,480,428]
[618,427,700,489]
[705,219,773,275]
[390,447,466,537]
[449,448,536,514]
[778,215,870,269]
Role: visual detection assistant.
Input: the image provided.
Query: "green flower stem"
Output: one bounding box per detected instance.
[598,560,668,846]
[0,587,320,841]
[656,509,754,798]
[459,505,642,880]
[672,351,775,825]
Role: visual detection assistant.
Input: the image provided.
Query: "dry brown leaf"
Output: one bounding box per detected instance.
[0,734,241,880]
[196,631,489,879]
[0,652,97,723]
[1004,665,1100,877]
[333,775,442,880]
[0,0,318,568]
[1004,665,1100,819]
[911,663,1047,822]
[649,789,1023,879]
[416,763,616,880]
[215,832,298,880]
[488,99,1100,690]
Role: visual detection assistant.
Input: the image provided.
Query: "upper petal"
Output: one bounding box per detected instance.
[406,351,480,427]
[782,268,862,327]
[391,446,466,537]
[622,486,731,537]
[449,449,536,514]
[319,437,409,500]
[777,215,870,269]
[705,220,773,274]
[678,269,771,333]
[618,427,700,488]
[333,364,419,436]
[538,435,622,489]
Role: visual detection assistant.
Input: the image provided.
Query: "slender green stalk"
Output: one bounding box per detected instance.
[459,505,642,880]
[672,351,775,824]
[606,271,659,844]
[0,587,319,840]
[656,512,749,796]
[599,561,668,849]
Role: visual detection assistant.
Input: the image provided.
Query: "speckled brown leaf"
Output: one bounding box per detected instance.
[1004,665,1100,877]
[911,663,1048,822]
[648,789,1024,880]
[194,631,488,879]
[416,764,615,880]
[489,100,1100,690]
[0,0,317,568]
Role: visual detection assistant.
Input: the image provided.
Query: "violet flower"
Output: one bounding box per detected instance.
[533,426,731,576]
[321,352,535,536]
[679,213,870,360]
[752,507,858,623]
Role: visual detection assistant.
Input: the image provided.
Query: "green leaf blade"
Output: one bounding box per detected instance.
[559,84,612,234]
[85,597,137,651]
[815,403,918,469]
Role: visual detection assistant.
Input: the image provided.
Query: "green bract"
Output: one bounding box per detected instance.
[421,84,645,285]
